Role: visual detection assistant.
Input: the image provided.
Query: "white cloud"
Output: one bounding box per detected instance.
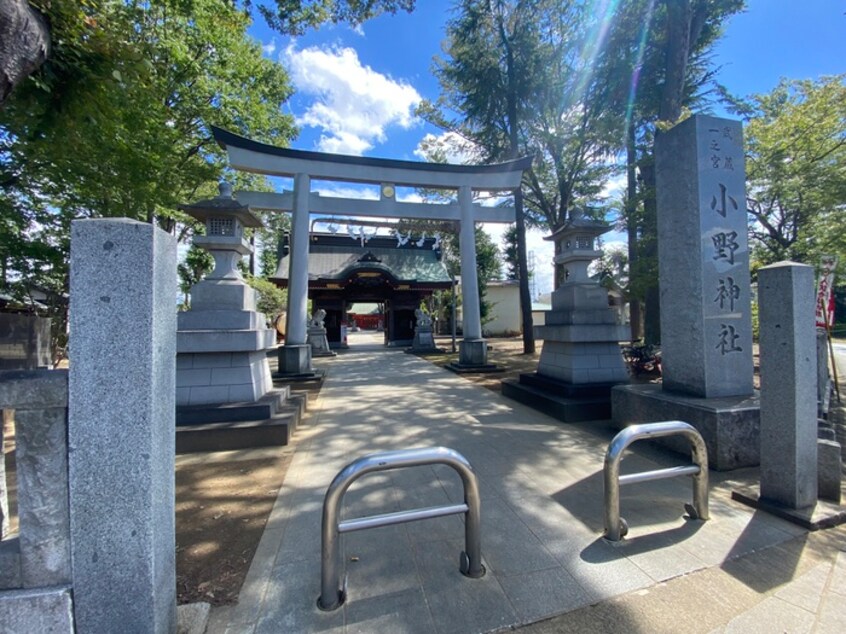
[599,172,627,204]
[283,44,422,155]
[262,40,277,57]
[313,184,379,200]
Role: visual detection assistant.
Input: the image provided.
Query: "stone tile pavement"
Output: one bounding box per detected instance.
[205,336,843,634]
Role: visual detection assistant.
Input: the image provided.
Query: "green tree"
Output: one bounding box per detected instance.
[430,0,624,234]
[601,0,745,343]
[258,0,414,35]
[245,274,288,324]
[740,76,846,268]
[177,244,214,307]
[502,224,519,280]
[0,1,417,106]
[426,0,630,350]
[1,0,297,358]
[257,210,292,278]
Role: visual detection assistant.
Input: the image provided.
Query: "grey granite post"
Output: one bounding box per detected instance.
[68,219,177,633]
[612,115,760,470]
[1,411,7,540]
[0,370,71,589]
[656,115,753,398]
[758,262,818,508]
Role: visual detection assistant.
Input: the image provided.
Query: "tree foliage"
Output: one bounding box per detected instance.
[257,0,414,35]
[502,224,519,280]
[1,0,297,359]
[741,75,846,268]
[178,244,214,307]
[599,0,744,342]
[429,0,624,230]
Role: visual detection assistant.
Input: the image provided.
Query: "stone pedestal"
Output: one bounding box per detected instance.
[307,326,335,357]
[612,384,760,470]
[278,344,313,376]
[612,116,760,467]
[411,324,438,351]
[459,338,487,366]
[503,212,628,422]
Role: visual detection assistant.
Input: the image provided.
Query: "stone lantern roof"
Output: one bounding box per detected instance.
[179,182,263,258]
[544,208,610,245]
[544,209,610,284]
[178,182,263,229]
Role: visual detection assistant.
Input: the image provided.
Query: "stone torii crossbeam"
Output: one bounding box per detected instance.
[212,127,532,374]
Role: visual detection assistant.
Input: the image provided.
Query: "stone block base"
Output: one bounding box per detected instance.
[459,338,487,367]
[818,439,842,503]
[175,388,306,453]
[412,328,436,350]
[176,350,273,406]
[0,585,74,634]
[307,327,334,357]
[611,383,760,471]
[0,539,21,589]
[277,344,312,376]
[732,487,846,531]
[502,378,612,422]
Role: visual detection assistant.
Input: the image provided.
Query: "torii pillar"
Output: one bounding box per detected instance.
[278,173,313,376]
[458,185,486,366]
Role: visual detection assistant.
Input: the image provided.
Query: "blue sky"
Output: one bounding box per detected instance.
[248,0,845,297]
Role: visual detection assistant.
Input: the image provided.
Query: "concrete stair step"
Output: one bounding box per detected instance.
[176,386,290,426]
[176,403,301,453]
[501,378,610,422]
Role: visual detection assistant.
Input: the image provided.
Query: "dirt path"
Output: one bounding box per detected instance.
[175,446,295,605]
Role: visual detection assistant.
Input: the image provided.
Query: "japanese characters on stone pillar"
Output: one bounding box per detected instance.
[656,115,754,398]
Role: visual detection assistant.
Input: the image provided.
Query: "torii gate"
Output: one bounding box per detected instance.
[212,127,532,374]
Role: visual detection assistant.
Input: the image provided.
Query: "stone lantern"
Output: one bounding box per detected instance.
[176,182,276,407]
[502,209,628,421]
[551,210,608,285]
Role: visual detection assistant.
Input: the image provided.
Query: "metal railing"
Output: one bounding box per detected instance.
[604,421,709,541]
[317,446,485,611]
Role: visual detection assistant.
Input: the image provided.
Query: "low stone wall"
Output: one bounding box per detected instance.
[0,370,73,633]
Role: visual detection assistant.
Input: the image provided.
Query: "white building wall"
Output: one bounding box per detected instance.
[484,282,521,335]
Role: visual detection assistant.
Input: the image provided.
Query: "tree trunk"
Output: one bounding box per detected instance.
[514,188,535,353]
[0,0,50,107]
[497,7,534,354]
[641,0,697,345]
[659,0,693,124]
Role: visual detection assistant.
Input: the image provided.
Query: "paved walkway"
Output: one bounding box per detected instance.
[206,334,845,633]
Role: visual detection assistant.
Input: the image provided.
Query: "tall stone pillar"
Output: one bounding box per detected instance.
[457,185,486,366]
[758,262,818,508]
[68,219,177,633]
[280,173,313,375]
[657,115,754,398]
[610,115,760,470]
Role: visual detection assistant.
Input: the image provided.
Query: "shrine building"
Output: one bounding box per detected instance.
[272,232,451,347]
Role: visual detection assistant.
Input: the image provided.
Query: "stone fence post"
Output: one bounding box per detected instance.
[69,219,177,633]
[0,370,73,631]
[758,261,818,508]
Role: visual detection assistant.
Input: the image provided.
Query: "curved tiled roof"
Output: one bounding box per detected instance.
[272,235,451,285]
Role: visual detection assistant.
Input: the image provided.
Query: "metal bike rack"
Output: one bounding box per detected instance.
[604,421,709,542]
[317,446,485,611]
